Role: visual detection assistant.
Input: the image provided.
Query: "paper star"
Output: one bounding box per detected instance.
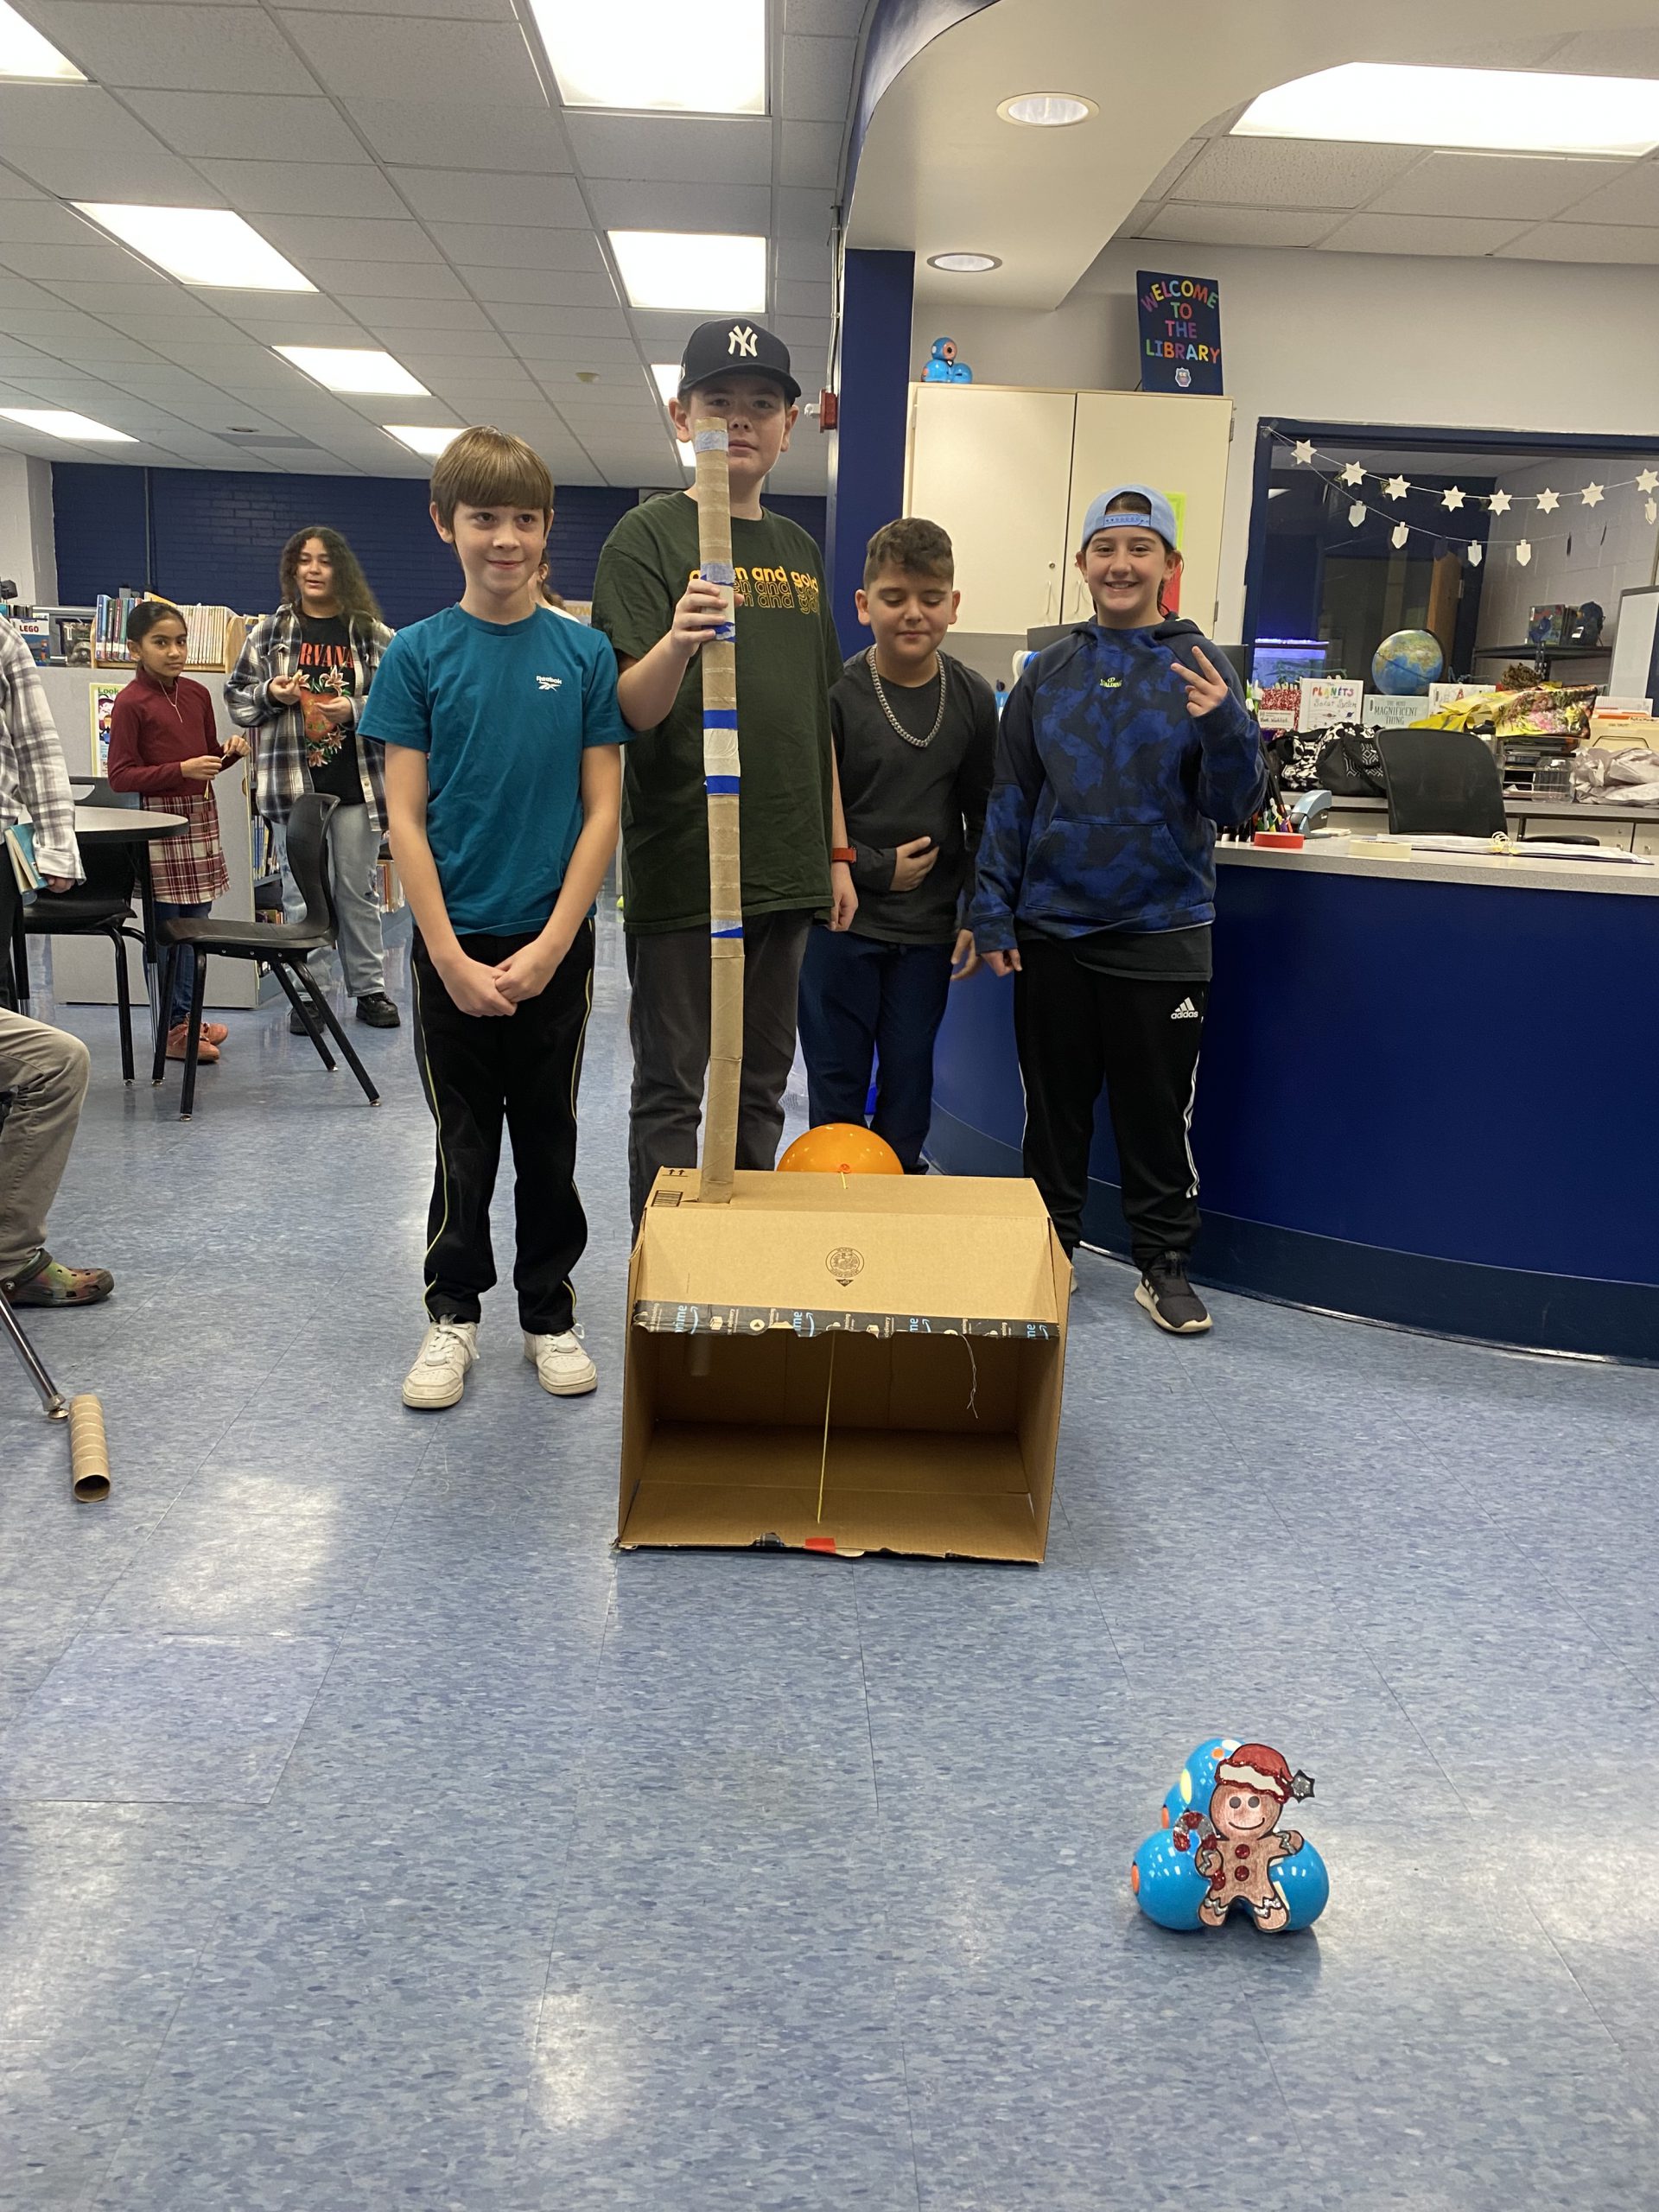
[1468,543,1483,568]
[1382,475,1408,501]
[1339,461,1364,486]
[1536,488,1560,512]
[1390,522,1409,550]
[1292,439,1314,466]
[1441,486,1466,511]
[1647,499,1657,527]
[1638,468,1659,495]
[1488,490,1511,515]
[1581,482,1605,507]
[1348,500,1366,529]
[1515,540,1532,566]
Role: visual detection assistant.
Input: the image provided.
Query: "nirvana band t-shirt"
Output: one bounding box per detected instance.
[297,613,362,805]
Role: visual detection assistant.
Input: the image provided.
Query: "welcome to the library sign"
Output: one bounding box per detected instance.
[1137,270,1224,395]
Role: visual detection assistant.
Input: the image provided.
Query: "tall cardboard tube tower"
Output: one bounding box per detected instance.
[693,415,742,1205]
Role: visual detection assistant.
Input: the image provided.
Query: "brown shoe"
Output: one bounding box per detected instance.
[4,1252,115,1306]
[165,1022,219,1064]
[200,1022,229,1045]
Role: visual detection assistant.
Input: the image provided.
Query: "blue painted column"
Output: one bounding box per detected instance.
[826,247,915,654]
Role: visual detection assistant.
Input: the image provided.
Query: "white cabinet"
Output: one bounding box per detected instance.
[905,382,1234,644]
[905,384,1076,637]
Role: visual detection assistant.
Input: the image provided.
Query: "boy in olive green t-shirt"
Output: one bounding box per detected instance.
[592,319,855,1225]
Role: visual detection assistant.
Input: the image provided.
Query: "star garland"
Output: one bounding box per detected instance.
[1272,429,1659,568]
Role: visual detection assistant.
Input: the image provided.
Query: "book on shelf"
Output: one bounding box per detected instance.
[92,594,246,670]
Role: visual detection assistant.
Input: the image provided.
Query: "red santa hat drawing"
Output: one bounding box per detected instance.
[1216,1744,1295,1802]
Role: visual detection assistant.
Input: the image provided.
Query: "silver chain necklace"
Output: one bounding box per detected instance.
[867,647,945,749]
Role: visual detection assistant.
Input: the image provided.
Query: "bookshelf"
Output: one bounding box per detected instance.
[91,594,247,672]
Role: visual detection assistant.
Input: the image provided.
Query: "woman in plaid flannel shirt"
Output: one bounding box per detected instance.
[225,527,398,1030]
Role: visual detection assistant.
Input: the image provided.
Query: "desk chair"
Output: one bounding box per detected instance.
[151,791,381,1121]
[21,837,144,1081]
[1376,728,1508,837]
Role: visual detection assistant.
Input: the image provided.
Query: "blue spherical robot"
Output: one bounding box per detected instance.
[923,336,974,385]
[1132,1738,1328,1933]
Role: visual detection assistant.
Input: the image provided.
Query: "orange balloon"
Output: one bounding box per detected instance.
[778,1122,905,1176]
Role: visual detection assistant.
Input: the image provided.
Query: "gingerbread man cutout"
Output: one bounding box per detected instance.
[1173,1742,1312,1932]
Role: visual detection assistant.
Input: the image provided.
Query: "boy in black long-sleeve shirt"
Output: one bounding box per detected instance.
[798,518,996,1169]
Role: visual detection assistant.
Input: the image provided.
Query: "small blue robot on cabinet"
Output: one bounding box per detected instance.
[1132,1738,1328,1933]
[923,336,973,384]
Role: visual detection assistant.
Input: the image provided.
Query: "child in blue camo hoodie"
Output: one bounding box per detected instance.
[969,485,1266,1335]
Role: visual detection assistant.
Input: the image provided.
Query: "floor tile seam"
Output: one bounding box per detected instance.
[1469,1524,1659,1711]
[1347,1627,1477,1816]
[1242,1988,1328,2183]
[1518,1891,1643,2066]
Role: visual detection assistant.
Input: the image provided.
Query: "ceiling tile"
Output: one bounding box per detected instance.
[124,90,369,161]
[283,14,544,104]
[36,3,317,92]
[586,181,772,232]
[510,335,642,365]
[0,173,48,200]
[3,141,213,202]
[1495,221,1659,264]
[461,268,620,308]
[1140,140,1205,199]
[493,305,630,339]
[352,102,574,171]
[1140,204,1341,248]
[383,327,513,359]
[425,224,606,270]
[259,214,443,264]
[1318,213,1532,256]
[563,115,772,186]
[775,188,836,244]
[1367,153,1627,224]
[775,280,830,318]
[189,160,407,217]
[779,122,842,189]
[0,202,102,247]
[7,242,164,282]
[388,168,585,223]
[1551,161,1659,227]
[784,0,867,30]
[276,0,515,12]
[1547,29,1659,75]
[1172,137,1421,210]
[41,281,207,316]
[297,258,471,299]
[781,35,856,124]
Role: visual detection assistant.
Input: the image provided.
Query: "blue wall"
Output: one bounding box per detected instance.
[52,465,825,631]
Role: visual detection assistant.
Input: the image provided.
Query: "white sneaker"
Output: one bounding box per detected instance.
[402,1318,478,1409]
[523,1327,596,1397]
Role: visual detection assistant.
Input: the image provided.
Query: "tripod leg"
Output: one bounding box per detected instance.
[0,1293,67,1417]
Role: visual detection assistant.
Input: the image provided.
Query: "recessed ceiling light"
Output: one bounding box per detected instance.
[997,92,1095,127]
[651,362,681,404]
[609,231,766,314]
[74,204,315,290]
[525,0,765,115]
[0,0,83,80]
[928,252,1001,273]
[383,424,463,459]
[1234,65,1659,157]
[1,407,136,442]
[276,346,428,396]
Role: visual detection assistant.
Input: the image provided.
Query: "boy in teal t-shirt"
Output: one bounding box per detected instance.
[361,427,628,1411]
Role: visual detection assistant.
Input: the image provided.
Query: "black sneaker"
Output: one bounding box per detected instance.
[288,1004,312,1036]
[356,993,400,1029]
[1135,1254,1212,1335]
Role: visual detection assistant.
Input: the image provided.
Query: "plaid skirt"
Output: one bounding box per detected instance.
[143,791,229,906]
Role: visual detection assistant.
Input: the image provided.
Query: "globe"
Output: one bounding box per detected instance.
[1371,628,1444,695]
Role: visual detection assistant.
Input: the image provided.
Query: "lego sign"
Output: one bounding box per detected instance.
[1136,270,1223,395]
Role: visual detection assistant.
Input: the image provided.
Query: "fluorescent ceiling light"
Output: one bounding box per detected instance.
[928,251,1001,273]
[74,203,315,290]
[1234,65,1659,157]
[610,231,766,314]
[276,346,428,396]
[998,92,1095,127]
[526,0,764,115]
[0,0,83,79]
[1,407,136,442]
[651,362,681,404]
[383,424,462,459]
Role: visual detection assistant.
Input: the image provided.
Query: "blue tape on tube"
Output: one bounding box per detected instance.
[704,775,741,795]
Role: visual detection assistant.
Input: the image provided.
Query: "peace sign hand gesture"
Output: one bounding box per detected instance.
[1171,645,1230,720]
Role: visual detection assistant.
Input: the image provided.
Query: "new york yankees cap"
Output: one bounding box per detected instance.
[677,318,801,404]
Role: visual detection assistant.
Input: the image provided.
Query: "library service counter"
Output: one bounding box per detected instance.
[927,838,1659,1361]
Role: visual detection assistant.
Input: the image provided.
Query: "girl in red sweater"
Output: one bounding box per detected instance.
[106,602,248,1063]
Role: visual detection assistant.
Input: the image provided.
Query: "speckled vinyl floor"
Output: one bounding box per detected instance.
[3,907,1656,2210]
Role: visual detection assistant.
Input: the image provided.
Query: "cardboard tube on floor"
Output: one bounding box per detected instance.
[693,413,742,1205]
[67,1393,111,1502]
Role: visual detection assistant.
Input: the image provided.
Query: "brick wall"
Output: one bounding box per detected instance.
[52,465,827,631]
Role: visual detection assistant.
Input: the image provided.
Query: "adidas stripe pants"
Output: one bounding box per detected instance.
[1013,939,1207,1266]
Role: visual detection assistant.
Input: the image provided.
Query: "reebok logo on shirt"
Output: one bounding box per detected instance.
[535,676,563,691]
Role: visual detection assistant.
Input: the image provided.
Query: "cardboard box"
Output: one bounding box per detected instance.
[620,1169,1070,1563]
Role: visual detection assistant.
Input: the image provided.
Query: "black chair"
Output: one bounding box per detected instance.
[1375,728,1508,838]
[20,836,145,1082]
[151,790,381,1121]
